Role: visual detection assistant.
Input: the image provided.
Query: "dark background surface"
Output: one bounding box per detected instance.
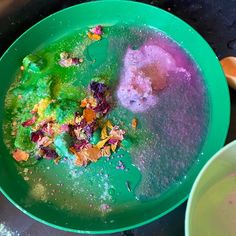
[0,0,236,235]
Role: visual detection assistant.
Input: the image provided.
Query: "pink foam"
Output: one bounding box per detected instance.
[117,40,183,112]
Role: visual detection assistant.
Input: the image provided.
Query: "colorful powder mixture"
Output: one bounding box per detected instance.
[7,26,125,168]
[12,79,125,167]
[3,24,209,213]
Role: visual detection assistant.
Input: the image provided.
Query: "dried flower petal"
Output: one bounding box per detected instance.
[60,52,69,60]
[87,32,101,41]
[80,97,97,108]
[40,147,58,159]
[71,58,79,65]
[60,124,69,132]
[37,136,51,147]
[109,126,125,141]
[96,137,110,149]
[70,147,89,166]
[37,117,54,128]
[22,116,36,127]
[111,143,117,152]
[74,127,82,139]
[31,130,44,143]
[41,121,55,136]
[75,154,87,166]
[132,118,138,129]
[108,138,118,145]
[83,108,96,123]
[94,100,110,114]
[74,113,83,125]
[90,25,103,35]
[85,146,101,162]
[42,139,53,147]
[12,149,29,162]
[100,146,111,157]
[105,120,113,129]
[54,156,61,165]
[101,125,108,140]
[59,58,73,67]
[59,52,82,67]
[73,139,89,152]
[89,81,108,99]
[83,123,95,138]
[80,98,88,108]
[88,97,98,107]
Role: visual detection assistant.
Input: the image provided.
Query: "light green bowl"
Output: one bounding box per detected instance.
[186,141,236,236]
[0,0,230,234]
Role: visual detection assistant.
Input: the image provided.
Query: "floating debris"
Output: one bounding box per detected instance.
[87,25,103,41]
[59,52,83,67]
[132,118,138,129]
[12,149,29,162]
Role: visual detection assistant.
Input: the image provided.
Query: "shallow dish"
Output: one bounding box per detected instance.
[0,0,230,234]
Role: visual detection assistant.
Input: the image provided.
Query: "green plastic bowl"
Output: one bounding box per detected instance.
[185,141,236,236]
[0,0,230,234]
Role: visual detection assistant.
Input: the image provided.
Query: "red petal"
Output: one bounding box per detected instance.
[22,116,36,127]
[31,130,44,143]
[108,138,118,144]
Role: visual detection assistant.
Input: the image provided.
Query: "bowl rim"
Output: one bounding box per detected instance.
[185,140,236,236]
